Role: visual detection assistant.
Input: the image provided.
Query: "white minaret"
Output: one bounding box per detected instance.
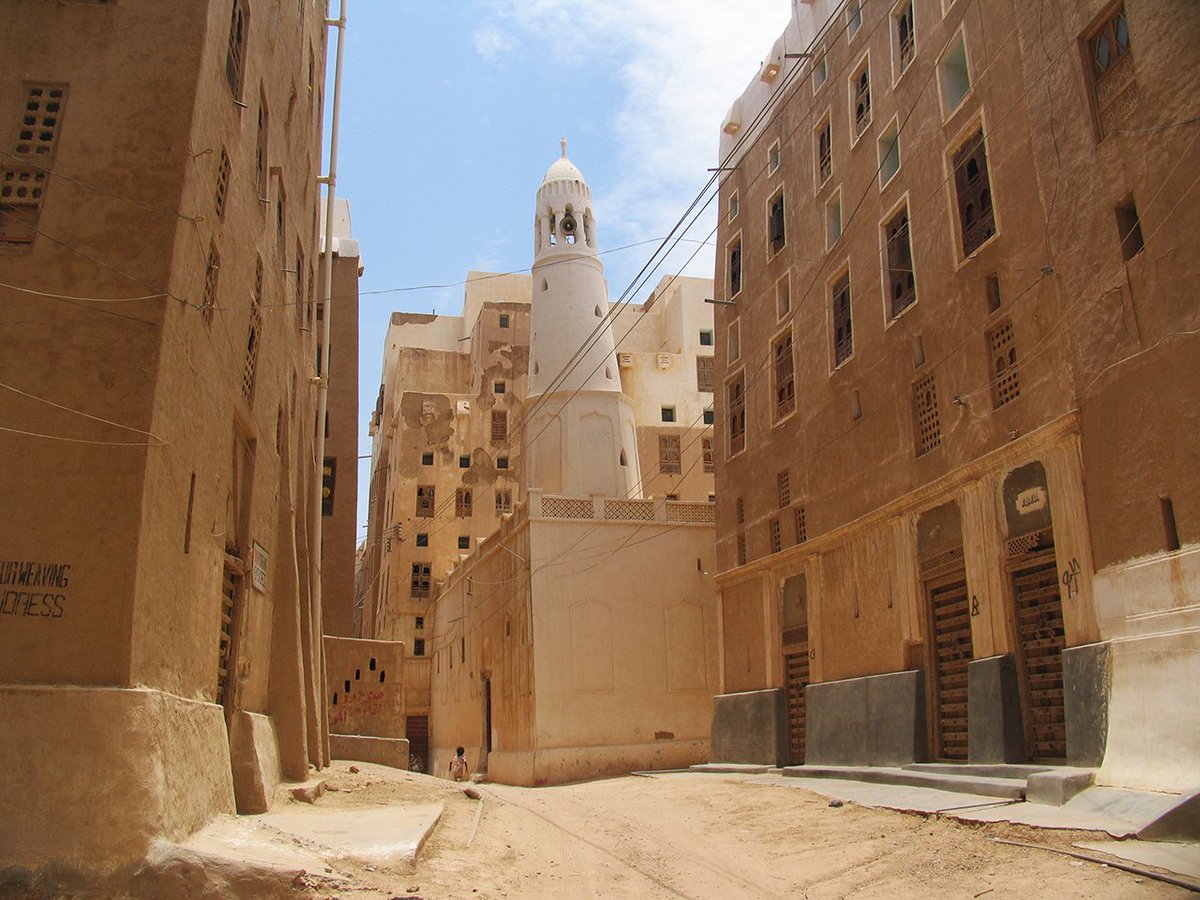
[523,140,642,498]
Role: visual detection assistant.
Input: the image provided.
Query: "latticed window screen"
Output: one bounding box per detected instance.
[0,165,46,243]
[495,488,513,515]
[778,470,791,508]
[728,373,746,454]
[885,205,916,318]
[795,506,808,543]
[15,85,66,157]
[226,0,247,98]
[1088,5,1136,139]
[897,2,915,71]
[913,373,942,455]
[988,319,1020,407]
[736,497,745,524]
[410,563,431,598]
[853,65,871,136]
[768,192,786,255]
[774,332,795,419]
[242,257,264,401]
[736,533,747,566]
[491,409,507,442]
[769,518,782,553]
[696,355,715,392]
[832,273,853,366]
[953,129,995,256]
[456,488,473,517]
[817,120,832,183]
[215,148,231,220]
[201,244,220,324]
[415,485,435,517]
[702,437,715,474]
[659,434,682,474]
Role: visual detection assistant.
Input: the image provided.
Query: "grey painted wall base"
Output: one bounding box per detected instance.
[709,689,787,766]
[806,670,927,766]
[1063,641,1110,767]
[968,655,1026,763]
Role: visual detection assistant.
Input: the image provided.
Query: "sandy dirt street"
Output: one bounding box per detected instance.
[306,763,1188,899]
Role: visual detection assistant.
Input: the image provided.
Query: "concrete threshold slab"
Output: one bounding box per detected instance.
[1075,840,1200,881]
[258,801,444,869]
[689,763,775,775]
[783,764,1026,800]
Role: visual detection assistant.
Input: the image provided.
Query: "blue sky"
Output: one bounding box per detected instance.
[328,1,793,542]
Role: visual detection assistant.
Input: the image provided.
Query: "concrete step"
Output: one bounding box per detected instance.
[904,763,1054,779]
[781,765,1026,800]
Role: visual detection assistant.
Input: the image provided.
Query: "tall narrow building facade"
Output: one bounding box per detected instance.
[524,140,641,498]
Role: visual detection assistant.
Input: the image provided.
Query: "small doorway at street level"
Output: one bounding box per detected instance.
[781,574,809,765]
[922,557,971,761]
[1001,461,1066,763]
[480,675,493,774]
[917,500,971,762]
[1007,534,1067,762]
[406,715,429,773]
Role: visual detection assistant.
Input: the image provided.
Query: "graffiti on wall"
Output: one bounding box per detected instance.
[0,560,70,619]
[330,686,385,731]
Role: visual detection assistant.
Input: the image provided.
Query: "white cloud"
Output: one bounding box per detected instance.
[483,0,792,284]
[472,24,517,61]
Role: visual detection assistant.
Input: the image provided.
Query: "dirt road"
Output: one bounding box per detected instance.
[314,764,1186,899]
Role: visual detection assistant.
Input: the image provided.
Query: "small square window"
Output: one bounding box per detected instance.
[416,533,429,547]
[499,313,510,328]
[878,121,901,185]
[939,34,971,116]
[812,55,829,92]
[703,407,714,425]
[826,192,843,248]
[768,140,781,174]
[494,381,506,394]
[421,452,434,466]
[414,638,425,657]
[497,456,509,470]
[847,0,863,36]
[459,454,470,468]
[458,536,470,550]
[776,276,791,319]
[661,406,676,423]
[728,190,740,221]
[699,329,714,346]
[666,494,679,502]
[415,616,425,630]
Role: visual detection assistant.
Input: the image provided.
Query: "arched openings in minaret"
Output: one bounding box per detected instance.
[533,361,539,375]
[548,211,557,246]
[619,449,627,467]
[540,278,548,292]
[562,204,578,244]
[594,304,602,318]
[605,365,613,380]
[584,209,595,247]
[535,217,542,254]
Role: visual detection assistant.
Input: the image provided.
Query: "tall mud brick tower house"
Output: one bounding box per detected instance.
[0,0,336,869]
[708,0,1200,793]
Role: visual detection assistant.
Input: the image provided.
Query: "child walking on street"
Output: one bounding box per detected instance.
[449,746,468,782]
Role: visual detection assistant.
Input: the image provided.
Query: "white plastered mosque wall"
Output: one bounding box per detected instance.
[524,140,642,498]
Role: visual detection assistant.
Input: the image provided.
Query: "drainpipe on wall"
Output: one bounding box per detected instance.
[312,0,347,767]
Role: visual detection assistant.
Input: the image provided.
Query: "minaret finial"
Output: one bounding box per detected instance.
[561,137,568,158]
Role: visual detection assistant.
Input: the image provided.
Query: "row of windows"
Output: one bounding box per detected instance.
[725,312,1021,461]
[414,485,514,518]
[420,452,511,469]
